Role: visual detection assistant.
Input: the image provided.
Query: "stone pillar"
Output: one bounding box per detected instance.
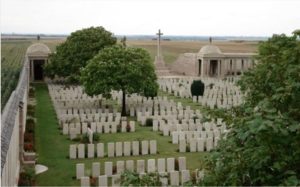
[234,59,237,76]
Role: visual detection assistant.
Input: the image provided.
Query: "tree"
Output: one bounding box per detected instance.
[80,45,158,116]
[44,26,117,82]
[190,80,205,96]
[202,32,300,186]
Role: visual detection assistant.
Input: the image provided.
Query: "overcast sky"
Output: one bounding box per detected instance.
[1,0,300,36]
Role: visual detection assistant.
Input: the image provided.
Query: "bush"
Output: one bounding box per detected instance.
[93,133,100,142]
[120,170,162,186]
[24,133,34,143]
[18,166,36,186]
[24,143,35,152]
[145,118,153,127]
[81,133,89,144]
[191,80,205,96]
[26,121,35,133]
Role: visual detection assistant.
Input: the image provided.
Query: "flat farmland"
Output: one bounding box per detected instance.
[127,40,259,64]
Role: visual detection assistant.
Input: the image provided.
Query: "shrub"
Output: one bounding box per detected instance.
[24,133,34,143]
[18,166,36,186]
[191,80,205,96]
[120,170,162,186]
[24,143,34,152]
[145,118,153,127]
[93,133,100,142]
[81,133,89,144]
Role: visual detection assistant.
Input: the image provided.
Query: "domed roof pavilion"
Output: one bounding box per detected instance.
[26,43,51,81]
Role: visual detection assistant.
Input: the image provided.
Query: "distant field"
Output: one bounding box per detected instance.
[1,38,257,108]
[127,40,258,64]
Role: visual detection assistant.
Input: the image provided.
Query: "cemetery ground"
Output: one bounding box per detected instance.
[34,83,209,186]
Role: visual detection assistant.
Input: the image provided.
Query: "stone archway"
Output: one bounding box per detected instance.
[26,43,51,82]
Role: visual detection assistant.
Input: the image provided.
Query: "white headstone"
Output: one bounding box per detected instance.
[111,174,121,187]
[170,171,179,186]
[107,142,115,157]
[76,163,84,179]
[80,176,90,187]
[206,137,213,151]
[115,142,123,157]
[149,140,157,154]
[129,121,135,132]
[104,162,113,177]
[172,131,179,144]
[137,160,145,173]
[141,140,149,155]
[92,162,100,178]
[116,161,125,174]
[190,139,197,152]
[123,141,131,156]
[97,143,104,157]
[147,159,156,173]
[157,158,166,173]
[181,170,190,185]
[132,141,139,156]
[197,138,205,152]
[125,160,134,172]
[98,175,108,187]
[78,144,85,159]
[178,157,186,171]
[87,144,95,158]
[179,140,186,153]
[63,123,68,135]
[69,144,77,159]
[167,158,175,172]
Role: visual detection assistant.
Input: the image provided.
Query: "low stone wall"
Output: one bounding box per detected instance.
[1,57,29,186]
[170,53,197,76]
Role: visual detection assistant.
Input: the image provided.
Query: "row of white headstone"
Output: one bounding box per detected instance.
[157,77,243,109]
[179,137,218,152]
[80,169,199,187]
[171,130,221,144]
[65,121,135,137]
[76,157,187,179]
[70,140,157,159]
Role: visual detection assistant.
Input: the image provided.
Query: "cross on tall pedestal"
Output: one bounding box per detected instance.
[156,29,163,57]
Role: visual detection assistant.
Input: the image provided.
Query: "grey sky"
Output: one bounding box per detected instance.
[1,0,300,36]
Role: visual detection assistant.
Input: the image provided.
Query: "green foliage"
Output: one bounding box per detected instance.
[191,80,205,96]
[120,170,163,186]
[18,166,36,186]
[202,33,300,186]
[80,45,158,115]
[45,26,117,82]
[92,133,100,142]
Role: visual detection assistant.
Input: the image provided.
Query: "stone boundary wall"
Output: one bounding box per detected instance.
[1,57,29,186]
[170,53,198,76]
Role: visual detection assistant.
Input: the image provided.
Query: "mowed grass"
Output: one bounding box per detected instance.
[34,83,208,186]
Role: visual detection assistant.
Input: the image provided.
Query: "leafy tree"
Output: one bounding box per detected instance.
[80,45,158,116]
[190,80,205,96]
[202,32,300,186]
[44,26,117,82]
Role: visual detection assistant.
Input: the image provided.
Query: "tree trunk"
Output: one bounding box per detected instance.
[121,90,126,116]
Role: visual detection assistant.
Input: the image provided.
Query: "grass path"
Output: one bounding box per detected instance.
[34,83,208,186]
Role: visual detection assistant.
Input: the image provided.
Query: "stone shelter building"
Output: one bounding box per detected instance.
[170,44,257,77]
[26,43,51,81]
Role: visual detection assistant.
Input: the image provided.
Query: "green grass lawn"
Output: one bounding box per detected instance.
[34,83,209,186]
